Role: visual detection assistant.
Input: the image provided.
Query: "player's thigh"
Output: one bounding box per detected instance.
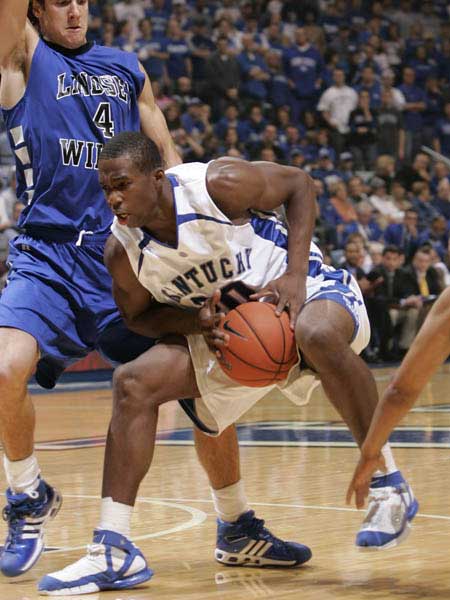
[114,336,200,404]
[0,327,39,384]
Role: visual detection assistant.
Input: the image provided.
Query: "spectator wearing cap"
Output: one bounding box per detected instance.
[369,176,404,227]
[317,68,358,155]
[399,67,427,162]
[290,148,307,169]
[283,27,323,120]
[135,18,168,84]
[145,0,170,39]
[376,89,405,161]
[433,100,450,159]
[165,19,192,82]
[348,89,378,170]
[337,152,355,182]
[237,35,270,101]
[204,35,240,118]
[309,148,341,189]
[384,209,420,260]
[343,200,383,244]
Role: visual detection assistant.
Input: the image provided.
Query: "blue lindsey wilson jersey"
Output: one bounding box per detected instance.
[1,39,144,235]
[111,162,349,311]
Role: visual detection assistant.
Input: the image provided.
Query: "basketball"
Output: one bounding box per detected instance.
[217,302,298,387]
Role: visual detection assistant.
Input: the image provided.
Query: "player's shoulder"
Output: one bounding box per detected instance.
[166,161,211,185]
[104,233,127,270]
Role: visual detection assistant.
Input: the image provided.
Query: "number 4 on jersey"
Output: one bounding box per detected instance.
[93,102,115,138]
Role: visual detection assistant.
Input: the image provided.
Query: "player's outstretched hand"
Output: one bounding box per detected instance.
[250,272,306,330]
[346,453,385,509]
[198,290,228,353]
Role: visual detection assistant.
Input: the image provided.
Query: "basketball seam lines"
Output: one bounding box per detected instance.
[234,304,292,366]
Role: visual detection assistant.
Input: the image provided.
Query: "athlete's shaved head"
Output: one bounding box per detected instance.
[100,132,163,174]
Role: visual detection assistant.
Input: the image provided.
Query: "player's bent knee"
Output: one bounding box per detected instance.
[112,363,163,412]
[0,361,33,401]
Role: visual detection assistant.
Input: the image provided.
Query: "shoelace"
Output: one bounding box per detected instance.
[86,543,106,561]
[2,498,46,548]
[240,517,286,552]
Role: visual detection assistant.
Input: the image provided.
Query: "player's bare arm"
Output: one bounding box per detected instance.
[0,2,39,108]
[104,235,203,339]
[206,158,316,327]
[138,66,182,169]
[347,287,450,509]
[0,0,30,65]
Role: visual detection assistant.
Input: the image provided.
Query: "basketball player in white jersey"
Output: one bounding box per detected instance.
[40,132,417,594]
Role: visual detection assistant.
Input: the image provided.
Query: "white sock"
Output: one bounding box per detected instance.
[372,444,398,479]
[3,454,40,494]
[211,480,250,523]
[98,497,132,538]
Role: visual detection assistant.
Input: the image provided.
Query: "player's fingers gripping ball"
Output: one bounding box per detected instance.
[217,302,298,387]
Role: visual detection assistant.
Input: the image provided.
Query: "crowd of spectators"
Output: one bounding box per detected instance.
[2,0,450,362]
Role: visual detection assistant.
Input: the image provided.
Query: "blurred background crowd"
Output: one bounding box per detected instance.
[2,0,450,363]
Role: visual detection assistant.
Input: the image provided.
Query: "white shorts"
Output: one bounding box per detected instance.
[186,273,370,435]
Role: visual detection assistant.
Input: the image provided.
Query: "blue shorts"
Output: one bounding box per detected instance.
[0,234,155,388]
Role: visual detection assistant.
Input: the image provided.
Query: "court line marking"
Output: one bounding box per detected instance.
[46,495,207,554]
[145,497,450,522]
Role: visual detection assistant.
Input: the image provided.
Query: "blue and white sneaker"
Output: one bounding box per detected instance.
[215,510,312,567]
[356,471,419,550]
[38,529,153,595]
[0,479,62,577]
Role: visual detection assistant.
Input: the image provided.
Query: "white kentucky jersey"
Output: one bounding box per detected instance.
[111,161,351,311]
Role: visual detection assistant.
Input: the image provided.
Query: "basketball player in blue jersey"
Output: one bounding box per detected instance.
[0,0,183,580]
[0,0,314,586]
[39,132,418,595]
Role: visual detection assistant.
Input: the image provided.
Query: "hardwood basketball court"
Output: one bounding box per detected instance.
[1,364,449,599]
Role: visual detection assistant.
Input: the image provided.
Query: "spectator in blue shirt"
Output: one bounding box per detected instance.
[145,0,170,38]
[237,34,270,101]
[411,182,440,229]
[399,67,427,162]
[283,27,323,120]
[354,66,382,109]
[165,19,192,81]
[384,209,420,260]
[407,45,438,87]
[343,201,384,244]
[135,18,168,83]
[214,103,247,141]
[266,51,292,108]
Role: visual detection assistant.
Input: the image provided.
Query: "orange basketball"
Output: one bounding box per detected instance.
[218,302,298,387]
